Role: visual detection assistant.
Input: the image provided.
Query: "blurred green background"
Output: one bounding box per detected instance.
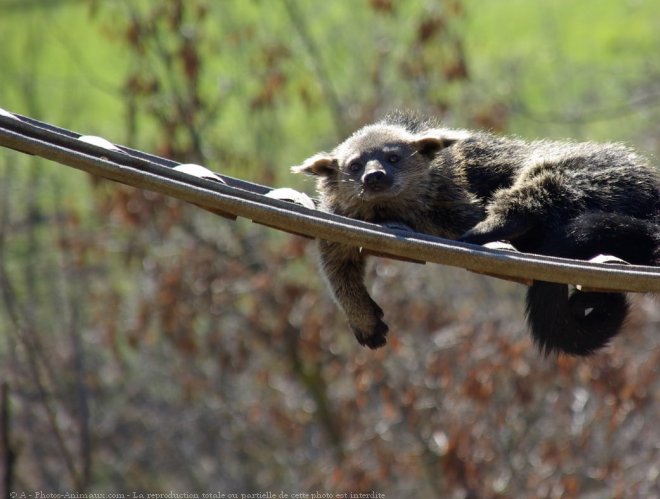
[1,0,659,497]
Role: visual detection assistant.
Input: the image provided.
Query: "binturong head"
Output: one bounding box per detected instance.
[291,119,469,217]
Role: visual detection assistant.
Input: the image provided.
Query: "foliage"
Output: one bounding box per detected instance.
[0,0,659,497]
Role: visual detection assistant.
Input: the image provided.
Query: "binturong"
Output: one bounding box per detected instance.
[291,112,660,356]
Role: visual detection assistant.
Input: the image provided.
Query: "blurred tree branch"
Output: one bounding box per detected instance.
[280,0,347,138]
[0,167,84,489]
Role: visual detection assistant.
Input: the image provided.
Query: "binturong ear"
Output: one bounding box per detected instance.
[411,129,471,156]
[290,152,337,177]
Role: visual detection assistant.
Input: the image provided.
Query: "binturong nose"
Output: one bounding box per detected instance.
[362,162,392,190]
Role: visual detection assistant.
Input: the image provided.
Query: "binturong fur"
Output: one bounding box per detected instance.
[291,112,660,356]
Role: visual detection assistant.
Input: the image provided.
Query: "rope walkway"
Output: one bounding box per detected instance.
[0,108,658,293]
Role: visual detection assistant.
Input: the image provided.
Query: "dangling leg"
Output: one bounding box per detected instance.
[318,240,389,348]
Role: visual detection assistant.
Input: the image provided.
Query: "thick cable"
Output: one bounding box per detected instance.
[0,111,657,293]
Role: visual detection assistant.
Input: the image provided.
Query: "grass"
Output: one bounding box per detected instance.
[1,0,659,164]
[464,0,660,142]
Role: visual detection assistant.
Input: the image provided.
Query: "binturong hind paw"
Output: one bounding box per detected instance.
[459,215,532,246]
[349,298,389,349]
[382,221,415,233]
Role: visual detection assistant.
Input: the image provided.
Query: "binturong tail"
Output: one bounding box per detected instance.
[524,212,659,356]
[526,283,628,356]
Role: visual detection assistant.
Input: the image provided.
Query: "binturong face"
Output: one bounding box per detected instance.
[292,123,464,214]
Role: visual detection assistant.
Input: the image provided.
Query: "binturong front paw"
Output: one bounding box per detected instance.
[348,298,389,349]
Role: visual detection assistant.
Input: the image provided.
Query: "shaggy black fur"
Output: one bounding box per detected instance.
[293,112,660,356]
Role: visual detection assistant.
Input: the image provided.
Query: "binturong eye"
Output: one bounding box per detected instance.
[388,154,401,164]
[348,161,362,173]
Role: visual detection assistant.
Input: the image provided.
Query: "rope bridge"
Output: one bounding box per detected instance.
[0,108,658,293]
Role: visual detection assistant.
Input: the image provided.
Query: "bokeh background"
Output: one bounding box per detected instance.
[1,1,659,497]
